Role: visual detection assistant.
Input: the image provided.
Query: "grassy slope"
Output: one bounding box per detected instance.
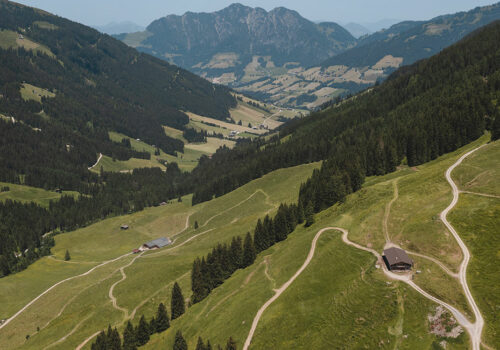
[142,138,490,350]
[0,163,319,349]
[106,131,235,173]
[449,141,500,347]
[0,182,78,207]
[0,136,495,349]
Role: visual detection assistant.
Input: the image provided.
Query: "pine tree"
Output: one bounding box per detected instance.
[64,250,71,261]
[196,337,206,350]
[225,337,237,350]
[171,282,186,320]
[305,201,314,227]
[136,315,150,346]
[229,236,243,269]
[91,331,107,350]
[194,221,199,229]
[106,327,121,350]
[155,303,170,332]
[149,316,156,335]
[206,340,212,350]
[173,330,188,350]
[253,219,267,253]
[297,201,305,224]
[242,232,256,268]
[492,110,500,140]
[122,321,137,350]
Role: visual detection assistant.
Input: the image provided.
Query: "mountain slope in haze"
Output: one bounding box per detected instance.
[343,22,372,38]
[116,3,356,103]
[121,3,500,110]
[0,0,236,189]
[93,21,145,35]
[189,19,500,204]
[243,2,500,109]
[322,3,500,68]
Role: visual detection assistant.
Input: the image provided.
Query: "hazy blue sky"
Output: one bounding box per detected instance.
[15,0,497,26]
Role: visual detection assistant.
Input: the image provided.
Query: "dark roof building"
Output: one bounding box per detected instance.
[383,247,413,271]
[143,237,171,250]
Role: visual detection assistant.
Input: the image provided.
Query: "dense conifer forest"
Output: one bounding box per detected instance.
[0,1,235,187]
[1,5,499,282]
[189,21,500,205]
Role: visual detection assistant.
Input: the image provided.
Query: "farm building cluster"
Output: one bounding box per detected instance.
[133,237,172,253]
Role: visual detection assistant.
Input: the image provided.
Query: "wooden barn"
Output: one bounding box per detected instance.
[383,247,413,271]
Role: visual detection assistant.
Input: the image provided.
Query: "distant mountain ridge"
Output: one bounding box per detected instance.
[117,2,500,110]
[133,3,356,68]
[93,21,145,35]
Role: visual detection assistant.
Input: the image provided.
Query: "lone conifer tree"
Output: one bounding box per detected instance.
[173,330,188,350]
[155,303,170,332]
[305,201,314,227]
[107,327,121,350]
[225,337,237,350]
[171,282,186,320]
[196,336,206,350]
[64,250,71,261]
[136,315,150,346]
[297,201,305,224]
[91,331,107,350]
[242,232,256,268]
[194,221,199,229]
[122,321,137,350]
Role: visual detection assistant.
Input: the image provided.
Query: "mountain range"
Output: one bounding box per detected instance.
[117,2,500,109]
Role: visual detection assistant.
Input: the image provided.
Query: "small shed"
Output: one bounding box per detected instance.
[142,237,171,250]
[383,247,413,271]
[120,224,129,230]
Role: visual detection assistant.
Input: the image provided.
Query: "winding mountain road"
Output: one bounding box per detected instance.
[243,146,485,350]
[441,146,485,350]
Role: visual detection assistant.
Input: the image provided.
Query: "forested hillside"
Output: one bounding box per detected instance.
[188,20,500,205]
[0,0,235,189]
[0,0,235,276]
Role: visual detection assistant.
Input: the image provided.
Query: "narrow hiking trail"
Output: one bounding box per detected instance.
[0,252,132,330]
[243,146,486,350]
[108,252,145,318]
[461,190,500,199]
[88,153,103,170]
[243,227,335,350]
[383,179,399,243]
[406,250,459,278]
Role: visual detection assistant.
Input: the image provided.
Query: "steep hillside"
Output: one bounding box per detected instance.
[0,0,236,187]
[188,19,500,205]
[174,3,499,109]
[1,138,497,349]
[0,0,237,277]
[116,3,356,106]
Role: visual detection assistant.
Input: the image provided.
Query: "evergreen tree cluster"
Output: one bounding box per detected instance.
[91,303,170,350]
[183,128,208,143]
[189,21,500,205]
[0,165,186,277]
[0,0,236,190]
[191,203,304,303]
